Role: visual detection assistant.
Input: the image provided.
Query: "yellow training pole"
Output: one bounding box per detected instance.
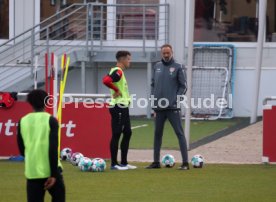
[57,54,65,158]
[58,57,70,120]
[58,54,65,119]
[57,55,70,158]
[61,57,70,97]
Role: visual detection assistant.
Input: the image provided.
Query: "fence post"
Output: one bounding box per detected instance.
[46,27,50,60]
[45,27,50,93]
[31,27,35,76]
[86,4,90,57]
[184,0,195,150]
[155,5,159,56]
[34,54,38,89]
[100,5,104,49]
[165,4,169,44]
[90,4,94,57]
[142,5,146,56]
[147,62,152,119]
[81,61,86,94]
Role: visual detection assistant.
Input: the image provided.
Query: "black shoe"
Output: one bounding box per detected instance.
[178,162,190,170]
[145,162,161,169]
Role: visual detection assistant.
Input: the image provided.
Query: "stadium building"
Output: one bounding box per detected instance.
[0,0,275,117]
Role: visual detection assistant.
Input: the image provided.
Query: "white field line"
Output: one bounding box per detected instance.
[131,124,148,130]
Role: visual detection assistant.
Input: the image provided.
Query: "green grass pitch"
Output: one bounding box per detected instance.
[1,161,276,202]
[130,118,241,149]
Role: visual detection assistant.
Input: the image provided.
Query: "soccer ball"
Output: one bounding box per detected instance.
[161,154,175,168]
[78,157,93,172]
[91,158,106,172]
[60,147,72,161]
[70,152,84,166]
[191,154,204,168]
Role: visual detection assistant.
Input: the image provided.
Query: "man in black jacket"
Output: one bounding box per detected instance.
[146,44,189,170]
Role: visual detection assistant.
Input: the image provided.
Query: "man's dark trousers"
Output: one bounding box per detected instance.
[154,109,188,163]
[109,104,132,166]
[26,168,65,202]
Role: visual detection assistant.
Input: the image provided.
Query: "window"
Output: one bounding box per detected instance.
[194,0,258,42]
[116,0,159,39]
[40,0,106,21]
[0,0,9,39]
[88,1,107,40]
[40,0,107,40]
[266,0,276,42]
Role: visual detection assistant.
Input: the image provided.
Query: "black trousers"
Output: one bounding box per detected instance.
[109,104,132,166]
[154,110,188,163]
[26,168,65,202]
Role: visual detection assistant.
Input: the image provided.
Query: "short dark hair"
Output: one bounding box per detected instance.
[116,50,131,61]
[27,89,48,110]
[161,44,173,50]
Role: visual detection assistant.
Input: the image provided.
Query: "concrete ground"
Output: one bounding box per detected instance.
[126,121,263,164]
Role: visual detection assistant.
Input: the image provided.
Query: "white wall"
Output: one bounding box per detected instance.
[65,64,149,116]
[234,69,276,116]
[232,46,276,117]
[4,0,276,117]
[98,66,148,116]
[57,1,276,117]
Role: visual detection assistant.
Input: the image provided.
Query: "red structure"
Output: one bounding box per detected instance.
[263,105,276,163]
[0,101,111,158]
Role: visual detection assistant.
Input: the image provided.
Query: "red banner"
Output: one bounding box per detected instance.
[0,102,111,158]
[263,106,276,162]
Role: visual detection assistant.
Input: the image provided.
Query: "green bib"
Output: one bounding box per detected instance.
[109,67,131,106]
[20,112,61,179]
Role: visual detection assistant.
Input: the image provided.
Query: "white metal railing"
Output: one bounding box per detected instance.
[0,3,169,91]
[0,3,169,67]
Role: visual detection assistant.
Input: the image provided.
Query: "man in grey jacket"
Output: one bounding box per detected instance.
[146,44,189,170]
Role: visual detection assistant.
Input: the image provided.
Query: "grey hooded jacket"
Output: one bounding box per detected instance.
[151,58,187,111]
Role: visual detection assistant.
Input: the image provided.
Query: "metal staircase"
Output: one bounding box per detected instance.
[0,3,169,92]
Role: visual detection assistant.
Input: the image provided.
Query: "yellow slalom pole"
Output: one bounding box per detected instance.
[58,57,70,119]
[57,81,63,157]
[57,54,65,159]
[57,80,63,158]
[57,55,70,159]
[61,57,70,96]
